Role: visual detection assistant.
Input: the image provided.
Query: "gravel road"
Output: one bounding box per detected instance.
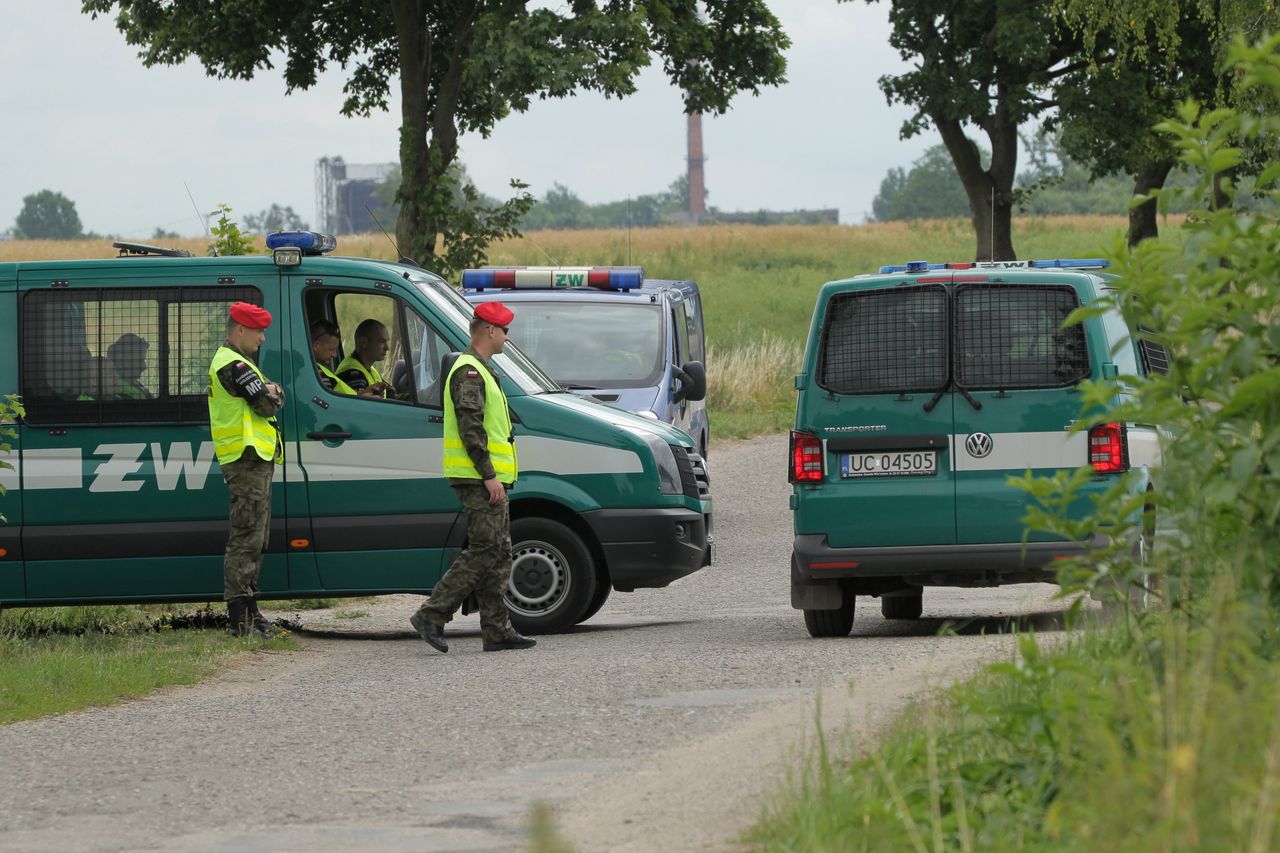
[0,433,1073,852]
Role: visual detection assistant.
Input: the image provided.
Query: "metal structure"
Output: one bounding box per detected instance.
[314,157,397,235]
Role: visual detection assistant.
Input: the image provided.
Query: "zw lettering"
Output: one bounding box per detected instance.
[87,442,217,493]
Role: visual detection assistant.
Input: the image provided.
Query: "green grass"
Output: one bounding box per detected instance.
[0,604,291,725]
[748,609,1280,852]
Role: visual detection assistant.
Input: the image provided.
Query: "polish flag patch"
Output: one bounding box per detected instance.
[466,369,479,377]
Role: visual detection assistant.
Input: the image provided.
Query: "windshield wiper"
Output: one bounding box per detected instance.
[558,382,602,391]
[923,378,983,413]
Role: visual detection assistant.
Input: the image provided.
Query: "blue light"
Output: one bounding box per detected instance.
[879,264,909,274]
[266,231,336,254]
[1030,258,1110,269]
[608,267,644,290]
[460,269,495,289]
[905,260,930,273]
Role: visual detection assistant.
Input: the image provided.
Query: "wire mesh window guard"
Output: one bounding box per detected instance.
[21,286,262,424]
[954,284,1089,389]
[817,285,948,395]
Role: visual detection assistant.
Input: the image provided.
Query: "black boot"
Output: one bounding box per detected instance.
[248,599,285,636]
[227,597,270,639]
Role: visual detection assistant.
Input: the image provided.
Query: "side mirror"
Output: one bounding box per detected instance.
[673,360,707,402]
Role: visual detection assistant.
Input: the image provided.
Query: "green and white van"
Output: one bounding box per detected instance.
[0,233,713,633]
[789,258,1165,637]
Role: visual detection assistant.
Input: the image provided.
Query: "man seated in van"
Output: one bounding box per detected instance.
[310,319,356,395]
[78,356,122,400]
[107,333,153,399]
[337,318,393,398]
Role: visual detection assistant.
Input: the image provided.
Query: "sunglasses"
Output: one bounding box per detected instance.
[491,323,509,334]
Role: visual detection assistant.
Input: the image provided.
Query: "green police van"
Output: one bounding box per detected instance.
[0,233,713,633]
[789,258,1166,636]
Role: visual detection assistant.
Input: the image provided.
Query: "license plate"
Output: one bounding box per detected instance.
[840,450,938,478]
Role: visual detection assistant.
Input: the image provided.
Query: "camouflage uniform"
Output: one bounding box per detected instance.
[214,345,283,600]
[414,346,519,643]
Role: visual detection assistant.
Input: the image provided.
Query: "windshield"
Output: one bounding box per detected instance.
[410,278,559,394]
[503,300,664,389]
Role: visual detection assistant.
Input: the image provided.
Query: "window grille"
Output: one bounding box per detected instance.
[817,286,947,395]
[954,284,1088,389]
[1136,326,1170,375]
[21,286,262,424]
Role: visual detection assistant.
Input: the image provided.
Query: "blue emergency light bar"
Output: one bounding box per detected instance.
[266,231,337,254]
[879,258,1110,274]
[461,266,645,291]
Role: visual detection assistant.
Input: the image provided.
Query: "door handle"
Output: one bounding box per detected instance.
[307,431,352,441]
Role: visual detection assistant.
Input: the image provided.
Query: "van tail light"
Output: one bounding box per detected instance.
[790,430,824,483]
[1088,422,1129,474]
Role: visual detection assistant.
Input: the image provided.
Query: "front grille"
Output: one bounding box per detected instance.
[671,446,711,500]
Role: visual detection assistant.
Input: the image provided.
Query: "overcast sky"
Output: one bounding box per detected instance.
[2,1,937,238]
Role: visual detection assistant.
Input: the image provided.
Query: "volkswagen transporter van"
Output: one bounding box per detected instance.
[789,258,1166,637]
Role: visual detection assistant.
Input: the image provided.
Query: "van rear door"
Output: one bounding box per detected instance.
[801,284,956,548]
[951,282,1090,545]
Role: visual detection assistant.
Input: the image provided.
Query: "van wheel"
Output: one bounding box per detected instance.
[881,592,923,620]
[803,597,854,638]
[579,580,612,624]
[505,518,598,635]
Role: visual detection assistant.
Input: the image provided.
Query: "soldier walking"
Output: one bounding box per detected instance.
[410,301,536,653]
[209,302,285,639]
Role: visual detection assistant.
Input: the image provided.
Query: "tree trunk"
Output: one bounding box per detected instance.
[391,1,480,269]
[934,104,1018,262]
[1127,158,1175,247]
[392,0,436,265]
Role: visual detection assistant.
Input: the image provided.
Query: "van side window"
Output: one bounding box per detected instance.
[955,285,1089,389]
[818,286,948,394]
[685,295,705,363]
[1136,326,1170,375]
[21,286,261,424]
[674,302,691,367]
[404,307,453,408]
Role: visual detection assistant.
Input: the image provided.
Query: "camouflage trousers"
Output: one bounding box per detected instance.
[414,483,515,642]
[221,452,275,600]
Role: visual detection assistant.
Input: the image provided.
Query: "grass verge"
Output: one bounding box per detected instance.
[748,604,1280,851]
[0,604,292,725]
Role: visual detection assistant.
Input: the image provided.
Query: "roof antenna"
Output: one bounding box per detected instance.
[367,205,420,267]
[185,182,213,255]
[526,233,560,266]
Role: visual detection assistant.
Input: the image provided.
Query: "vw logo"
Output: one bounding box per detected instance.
[965,432,994,458]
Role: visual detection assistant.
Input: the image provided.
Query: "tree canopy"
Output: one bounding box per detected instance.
[14,190,84,240]
[83,0,789,276]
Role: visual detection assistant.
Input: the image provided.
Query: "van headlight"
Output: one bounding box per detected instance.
[640,433,682,495]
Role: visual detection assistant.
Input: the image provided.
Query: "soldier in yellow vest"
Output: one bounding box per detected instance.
[409,301,536,653]
[336,319,394,398]
[208,301,285,639]
[310,319,356,395]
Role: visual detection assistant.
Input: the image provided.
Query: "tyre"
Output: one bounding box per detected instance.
[578,577,612,624]
[505,517,598,634]
[881,591,923,620]
[803,596,855,638]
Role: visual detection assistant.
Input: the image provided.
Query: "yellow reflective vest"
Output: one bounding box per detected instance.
[442,354,517,484]
[336,355,385,397]
[208,346,282,466]
[317,362,356,395]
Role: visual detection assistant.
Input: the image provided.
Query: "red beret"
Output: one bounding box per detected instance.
[474,301,514,327]
[229,301,272,330]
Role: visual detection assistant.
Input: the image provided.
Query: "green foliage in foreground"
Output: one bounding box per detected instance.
[752,31,1280,849]
[0,605,292,724]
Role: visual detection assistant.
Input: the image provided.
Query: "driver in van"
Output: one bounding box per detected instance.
[208,301,286,640]
[337,319,394,398]
[310,319,355,395]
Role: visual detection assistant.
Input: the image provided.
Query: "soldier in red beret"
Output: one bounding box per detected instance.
[409,300,536,653]
[208,301,286,639]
